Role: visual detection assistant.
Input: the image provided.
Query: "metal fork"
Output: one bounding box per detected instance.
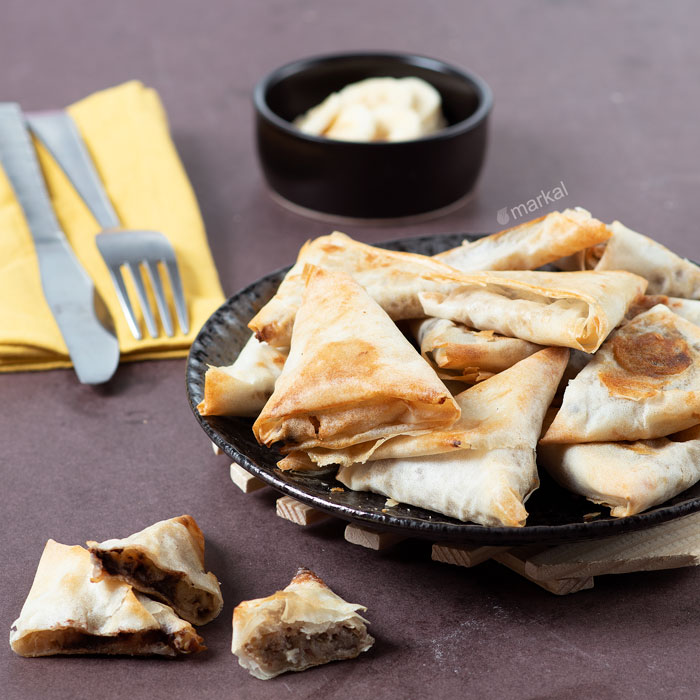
[28,111,189,340]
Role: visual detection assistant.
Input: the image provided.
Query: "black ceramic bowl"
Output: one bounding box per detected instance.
[253,52,492,219]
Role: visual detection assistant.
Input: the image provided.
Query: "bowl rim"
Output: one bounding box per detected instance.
[253,50,493,146]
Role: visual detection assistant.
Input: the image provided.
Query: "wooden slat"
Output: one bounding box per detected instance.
[276,496,330,526]
[344,524,406,550]
[523,512,700,581]
[229,462,266,493]
[493,549,594,595]
[431,543,508,568]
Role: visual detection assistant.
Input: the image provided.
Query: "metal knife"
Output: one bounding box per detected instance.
[0,103,119,384]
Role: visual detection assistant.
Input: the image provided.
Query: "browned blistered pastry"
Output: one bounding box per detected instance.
[541,305,700,444]
[253,265,460,454]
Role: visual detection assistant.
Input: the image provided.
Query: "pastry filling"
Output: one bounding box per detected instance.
[244,621,370,675]
[20,627,203,656]
[92,549,215,622]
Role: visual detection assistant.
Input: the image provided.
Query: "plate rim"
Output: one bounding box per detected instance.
[186,232,700,545]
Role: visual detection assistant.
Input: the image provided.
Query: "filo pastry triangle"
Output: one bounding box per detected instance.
[541,305,700,444]
[595,221,700,298]
[434,208,611,272]
[288,346,569,468]
[411,317,542,382]
[554,221,700,298]
[247,230,471,348]
[87,515,223,626]
[539,425,700,517]
[197,334,287,417]
[10,540,204,657]
[252,265,460,452]
[335,348,569,527]
[626,294,700,326]
[418,269,647,353]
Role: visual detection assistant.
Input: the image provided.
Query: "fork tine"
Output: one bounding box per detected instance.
[165,259,189,335]
[144,260,174,337]
[126,261,158,338]
[107,264,142,340]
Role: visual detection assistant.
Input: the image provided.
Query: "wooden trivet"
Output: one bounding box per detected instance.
[432,544,505,568]
[229,462,266,494]
[344,524,407,550]
[216,446,700,595]
[276,495,331,526]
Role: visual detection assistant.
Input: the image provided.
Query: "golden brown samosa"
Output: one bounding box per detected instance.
[289,346,569,469]
[253,266,460,452]
[248,231,469,348]
[626,294,700,325]
[411,317,542,381]
[197,334,287,417]
[539,425,700,517]
[332,349,568,527]
[541,305,700,444]
[419,269,647,352]
[596,221,700,298]
[435,207,610,272]
[337,448,538,527]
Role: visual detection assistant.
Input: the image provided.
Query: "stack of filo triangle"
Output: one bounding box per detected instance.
[435,214,700,518]
[252,264,574,527]
[539,304,700,516]
[205,210,700,525]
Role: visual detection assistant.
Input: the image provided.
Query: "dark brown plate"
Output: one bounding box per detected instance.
[186,233,700,545]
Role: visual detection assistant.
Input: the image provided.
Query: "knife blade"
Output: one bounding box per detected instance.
[0,103,119,384]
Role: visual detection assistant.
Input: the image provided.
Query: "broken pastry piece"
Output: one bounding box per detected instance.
[87,515,223,626]
[232,568,373,680]
[10,540,204,657]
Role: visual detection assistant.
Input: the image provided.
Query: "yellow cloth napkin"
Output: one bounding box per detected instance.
[0,80,225,372]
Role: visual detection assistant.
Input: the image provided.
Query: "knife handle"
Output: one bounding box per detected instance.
[0,103,65,244]
[27,111,121,229]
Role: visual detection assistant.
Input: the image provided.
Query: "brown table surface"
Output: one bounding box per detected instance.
[2,1,699,698]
